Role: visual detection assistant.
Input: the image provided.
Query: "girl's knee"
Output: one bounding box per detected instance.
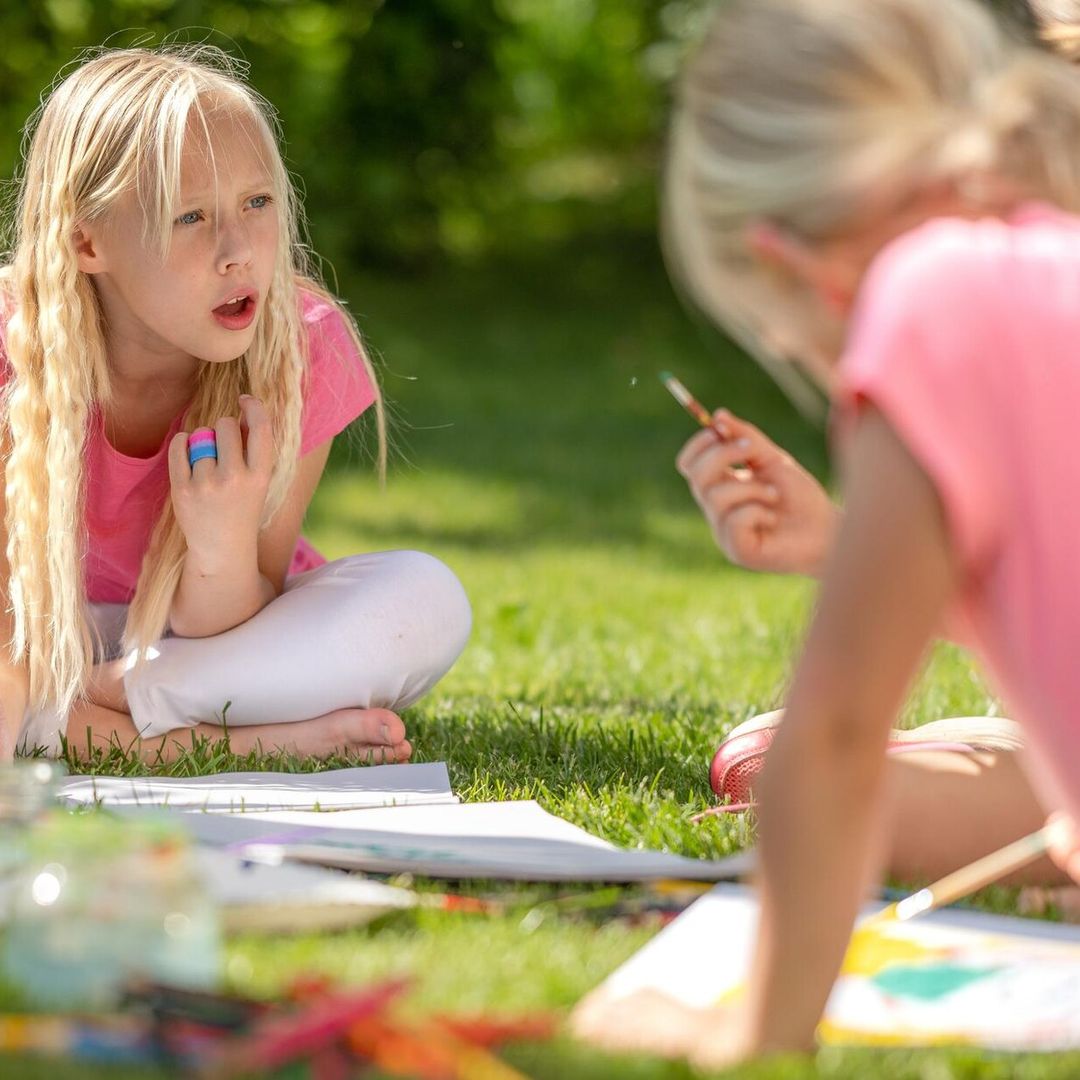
[330,549,472,659]
[394,549,472,657]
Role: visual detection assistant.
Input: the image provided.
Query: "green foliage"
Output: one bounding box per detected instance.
[0,0,713,268]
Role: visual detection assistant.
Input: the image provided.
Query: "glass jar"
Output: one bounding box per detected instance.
[0,760,66,883]
[1,810,221,1010]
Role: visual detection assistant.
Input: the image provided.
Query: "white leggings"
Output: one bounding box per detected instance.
[19,550,472,756]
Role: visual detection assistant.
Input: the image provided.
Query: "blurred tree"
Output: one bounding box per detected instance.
[0,1,1037,270]
[0,0,713,270]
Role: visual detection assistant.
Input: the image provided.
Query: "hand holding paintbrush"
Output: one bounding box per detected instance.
[661,371,839,577]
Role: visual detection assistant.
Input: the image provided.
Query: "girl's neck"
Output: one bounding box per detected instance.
[103,365,197,459]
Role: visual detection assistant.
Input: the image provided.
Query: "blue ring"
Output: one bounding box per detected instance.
[188,443,218,468]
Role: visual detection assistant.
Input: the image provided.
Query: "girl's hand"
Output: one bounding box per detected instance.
[168,396,274,571]
[676,409,838,577]
[1046,812,1080,883]
[572,989,752,1070]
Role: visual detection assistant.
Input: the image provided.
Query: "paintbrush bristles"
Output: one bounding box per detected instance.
[660,372,693,408]
[659,372,715,428]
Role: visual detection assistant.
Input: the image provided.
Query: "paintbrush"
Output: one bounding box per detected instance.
[873,824,1053,924]
[659,371,727,433]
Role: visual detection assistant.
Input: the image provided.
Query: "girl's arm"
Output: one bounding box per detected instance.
[169,397,334,638]
[737,405,959,1056]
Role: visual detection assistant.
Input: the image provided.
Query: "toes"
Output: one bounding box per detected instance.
[361,708,405,746]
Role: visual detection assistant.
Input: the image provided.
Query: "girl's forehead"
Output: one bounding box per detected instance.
[179,109,274,195]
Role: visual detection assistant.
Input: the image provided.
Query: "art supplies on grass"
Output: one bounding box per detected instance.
[580,883,1080,1051]
[0,976,555,1077]
[58,761,458,812]
[119,800,755,883]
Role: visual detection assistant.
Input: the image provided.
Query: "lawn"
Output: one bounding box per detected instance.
[5,246,1076,1079]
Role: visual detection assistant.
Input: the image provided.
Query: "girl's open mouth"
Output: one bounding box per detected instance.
[212,292,258,330]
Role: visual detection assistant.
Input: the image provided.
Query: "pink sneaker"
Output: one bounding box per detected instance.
[710,712,1024,809]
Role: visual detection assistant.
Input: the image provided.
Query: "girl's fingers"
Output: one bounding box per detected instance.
[676,426,724,475]
[676,410,783,476]
[168,431,193,490]
[239,395,273,474]
[712,410,784,468]
[213,416,243,472]
[701,478,780,520]
[682,439,756,485]
[724,502,779,549]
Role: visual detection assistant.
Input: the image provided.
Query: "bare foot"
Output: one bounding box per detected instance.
[63,701,412,765]
[209,706,412,763]
[304,706,413,763]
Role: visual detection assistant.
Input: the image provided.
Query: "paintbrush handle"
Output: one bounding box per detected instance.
[893,825,1052,921]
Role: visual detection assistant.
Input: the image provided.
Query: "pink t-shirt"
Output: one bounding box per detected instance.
[837,204,1080,818]
[63,290,374,603]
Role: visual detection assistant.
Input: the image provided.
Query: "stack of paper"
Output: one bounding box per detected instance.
[59,762,458,813]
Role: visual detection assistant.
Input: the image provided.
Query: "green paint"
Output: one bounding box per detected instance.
[872,963,1001,1002]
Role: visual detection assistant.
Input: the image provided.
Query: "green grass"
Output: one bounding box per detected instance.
[6,249,1076,1078]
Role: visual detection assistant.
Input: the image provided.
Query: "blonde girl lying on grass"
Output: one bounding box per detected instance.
[0,46,471,764]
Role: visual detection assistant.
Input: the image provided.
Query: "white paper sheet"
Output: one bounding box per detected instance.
[0,848,415,934]
[194,849,415,933]
[59,762,458,813]
[118,801,754,883]
[585,883,1080,1051]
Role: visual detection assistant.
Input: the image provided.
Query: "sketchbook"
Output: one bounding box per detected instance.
[58,762,458,813]
[581,883,1080,1050]
[116,800,754,883]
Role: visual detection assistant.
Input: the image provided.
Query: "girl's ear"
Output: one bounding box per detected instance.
[745,219,851,314]
[73,224,107,274]
[745,220,821,283]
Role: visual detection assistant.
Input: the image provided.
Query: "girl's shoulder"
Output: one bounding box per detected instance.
[298,286,344,328]
[852,203,1080,355]
[864,203,1080,307]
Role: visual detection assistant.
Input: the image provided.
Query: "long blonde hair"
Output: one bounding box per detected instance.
[664,0,1080,403]
[1,45,385,715]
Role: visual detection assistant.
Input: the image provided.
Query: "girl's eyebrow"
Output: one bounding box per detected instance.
[177,178,274,203]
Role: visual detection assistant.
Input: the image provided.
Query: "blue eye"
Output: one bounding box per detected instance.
[175,210,203,226]
[248,194,273,210]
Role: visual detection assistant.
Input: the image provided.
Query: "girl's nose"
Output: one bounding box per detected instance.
[215,219,253,274]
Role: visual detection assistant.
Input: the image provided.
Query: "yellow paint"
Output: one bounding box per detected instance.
[840,925,949,978]
[817,1018,972,1047]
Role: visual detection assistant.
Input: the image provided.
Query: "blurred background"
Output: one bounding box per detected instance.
[0,0,710,270]
[0,1,1033,721]
[0,0,829,509]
